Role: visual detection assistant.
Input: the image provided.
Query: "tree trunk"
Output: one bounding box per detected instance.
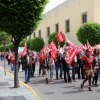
[14,42,20,88]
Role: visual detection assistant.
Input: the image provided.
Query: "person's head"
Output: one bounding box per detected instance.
[27,50,30,55]
[94,48,99,56]
[85,49,90,56]
[63,52,66,57]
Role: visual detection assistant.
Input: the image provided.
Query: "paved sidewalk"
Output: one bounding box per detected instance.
[0,67,38,100]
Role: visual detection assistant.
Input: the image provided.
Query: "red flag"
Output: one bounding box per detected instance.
[41,46,47,54]
[48,41,57,59]
[86,40,93,55]
[21,43,27,56]
[56,31,65,42]
[79,44,87,51]
[66,39,78,65]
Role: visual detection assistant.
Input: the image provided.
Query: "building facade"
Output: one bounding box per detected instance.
[27,0,100,46]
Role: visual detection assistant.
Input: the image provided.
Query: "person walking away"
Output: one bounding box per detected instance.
[92,49,99,86]
[10,52,15,73]
[81,49,94,91]
[61,52,71,83]
[22,50,33,83]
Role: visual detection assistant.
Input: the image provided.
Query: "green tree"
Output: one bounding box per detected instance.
[19,40,26,47]
[26,40,31,50]
[77,22,100,46]
[8,43,14,52]
[0,31,11,75]
[48,32,65,47]
[31,37,44,52]
[0,0,48,88]
[0,46,4,52]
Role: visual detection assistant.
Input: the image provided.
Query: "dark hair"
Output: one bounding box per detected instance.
[94,48,99,56]
[49,51,51,57]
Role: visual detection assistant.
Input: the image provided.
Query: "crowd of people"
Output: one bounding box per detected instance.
[0,47,100,91]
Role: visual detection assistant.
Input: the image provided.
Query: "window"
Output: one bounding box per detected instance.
[55,23,59,33]
[82,13,87,23]
[33,33,35,38]
[38,30,41,37]
[65,19,70,33]
[47,27,50,37]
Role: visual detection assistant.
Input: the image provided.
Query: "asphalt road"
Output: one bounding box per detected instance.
[1,60,100,100]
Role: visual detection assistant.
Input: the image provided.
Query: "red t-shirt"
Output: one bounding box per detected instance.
[10,55,15,63]
[82,55,94,68]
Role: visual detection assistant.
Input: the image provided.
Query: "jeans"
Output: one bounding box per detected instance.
[10,63,15,71]
[50,65,54,80]
[25,66,31,82]
[56,64,63,78]
[45,68,50,79]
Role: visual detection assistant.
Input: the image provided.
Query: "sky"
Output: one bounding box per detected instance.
[44,0,66,13]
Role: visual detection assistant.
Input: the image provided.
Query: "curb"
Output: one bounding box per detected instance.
[0,66,43,100]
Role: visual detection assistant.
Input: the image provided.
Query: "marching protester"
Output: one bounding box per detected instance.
[92,48,99,86]
[10,52,15,73]
[77,51,85,79]
[55,51,63,80]
[49,51,55,82]
[39,51,45,77]
[71,56,77,82]
[61,52,71,83]
[45,54,51,84]
[18,54,22,72]
[22,50,33,83]
[31,52,36,77]
[81,49,94,91]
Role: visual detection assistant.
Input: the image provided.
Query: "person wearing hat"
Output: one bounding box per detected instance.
[80,49,94,91]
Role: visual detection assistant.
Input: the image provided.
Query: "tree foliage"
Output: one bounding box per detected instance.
[48,32,65,47]
[0,46,4,52]
[0,0,48,87]
[0,31,11,45]
[9,43,14,52]
[31,37,44,52]
[19,40,26,47]
[0,0,49,41]
[26,39,31,50]
[77,22,100,46]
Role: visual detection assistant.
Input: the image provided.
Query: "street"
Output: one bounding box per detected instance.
[1,60,100,100]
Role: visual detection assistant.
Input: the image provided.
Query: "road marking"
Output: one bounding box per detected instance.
[0,66,43,100]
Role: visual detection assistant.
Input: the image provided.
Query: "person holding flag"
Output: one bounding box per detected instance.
[22,50,33,83]
[81,49,94,91]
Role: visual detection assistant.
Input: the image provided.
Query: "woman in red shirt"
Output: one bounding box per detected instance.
[10,52,15,72]
[80,49,94,91]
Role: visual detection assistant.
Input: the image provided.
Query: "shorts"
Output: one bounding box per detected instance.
[84,69,93,76]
